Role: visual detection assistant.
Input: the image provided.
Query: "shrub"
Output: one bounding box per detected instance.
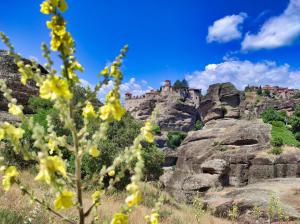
[0,1,162,223]
[295,132,300,141]
[271,121,285,127]
[271,147,283,155]
[290,116,300,133]
[152,124,161,134]
[261,108,286,123]
[194,120,203,131]
[166,131,187,149]
[271,136,284,147]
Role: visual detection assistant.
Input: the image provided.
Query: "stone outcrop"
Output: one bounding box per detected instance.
[199,82,243,123]
[0,50,48,114]
[160,119,273,200]
[126,92,200,132]
[240,97,300,119]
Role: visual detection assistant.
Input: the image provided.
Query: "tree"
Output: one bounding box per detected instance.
[0,1,161,223]
[173,79,189,90]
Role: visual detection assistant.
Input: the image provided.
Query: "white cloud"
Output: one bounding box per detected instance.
[207,12,247,43]
[97,78,153,103]
[242,0,300,50]
[186,58,300,93]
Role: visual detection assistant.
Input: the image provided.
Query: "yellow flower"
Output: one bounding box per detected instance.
[89,146,101,157]
[54,190,74,210]
[40,76,72,101]
[145,212,159,224]
[82,101,96,118]
[108,170,115,177]
[48,139,57,154]
[2,166,19,191]
[3,122,24,142]
[100,66,109,76]
[141,122,154,143]
[111,213,128,224]
[0,128,5,141]
[50,35,62,51]
[40,1,54,14]
[92,190,102,203]
[99,102,125,121]
[8,104,23,116]
[125,191,141,207]
[35,156,67,184]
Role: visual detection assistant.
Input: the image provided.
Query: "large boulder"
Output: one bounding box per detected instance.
[199,83,243,123]
[0,50,48,114]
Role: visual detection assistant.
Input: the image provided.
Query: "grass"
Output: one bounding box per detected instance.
[0,171,232,224]
[271,125,300,147]
[0,208,23,224]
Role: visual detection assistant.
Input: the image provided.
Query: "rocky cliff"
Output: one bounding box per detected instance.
[0,50,47,118]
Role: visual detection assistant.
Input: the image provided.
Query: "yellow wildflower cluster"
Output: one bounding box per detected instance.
[82,101,96,119]
[111,213,128,224]
[54,190,75,210]
[145,212,159,224]
[2,166,19,191]
[141,121,154,143]
[35,156,67,184]
[99,90,126,121]
[8,103,23,116]
[40,75,72,100]
[125,183,141,208]
[1,122,24,142]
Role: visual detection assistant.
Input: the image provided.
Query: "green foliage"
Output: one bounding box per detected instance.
[263,89,270,97]
[173,79,189,90]
[194,120,203,131]
[69,113,164,182]
[271,147,283,155]
[271,121,285,127]
[295,132,300,141]
[261,108,286,124]
[166,131,187,149]
[152,124,161,134]
[271,136,283,147]
[289,115,300,133]
[271,125,300,147]
[0,208,23,224]
[256,88,263,95]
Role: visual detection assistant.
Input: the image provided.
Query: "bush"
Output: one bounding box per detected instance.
[295,132,300,141]
[167,131,187,149]
[271,146,283,155]
[271,121,285,127]
[261,108,286,124]
[289,116,300,133]
[271,137,284,147]
[152,124,161,134]
[194,120,203,131]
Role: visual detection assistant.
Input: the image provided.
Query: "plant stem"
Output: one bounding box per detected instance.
[70,105,85,224]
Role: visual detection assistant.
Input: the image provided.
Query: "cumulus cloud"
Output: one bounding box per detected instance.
[97,78,153,103]
[242,0,300,50]
[207,12,247,43]
[186,58,300,93]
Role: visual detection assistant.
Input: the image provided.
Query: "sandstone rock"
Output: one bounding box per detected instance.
[161,119,273,200]
[199,83,243,123]
[0,50,48,113]
[201,159,229,175]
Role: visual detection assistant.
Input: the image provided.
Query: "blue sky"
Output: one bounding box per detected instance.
[1,0,300,97]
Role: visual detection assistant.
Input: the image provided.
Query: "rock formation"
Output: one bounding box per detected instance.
[0,50,48,115]
[199,82,243,123]
[125,80,201,132]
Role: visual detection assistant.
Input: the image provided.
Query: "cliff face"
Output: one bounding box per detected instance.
[125,90,200,132]
[0,50,48,114]
[199,82,243,123]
